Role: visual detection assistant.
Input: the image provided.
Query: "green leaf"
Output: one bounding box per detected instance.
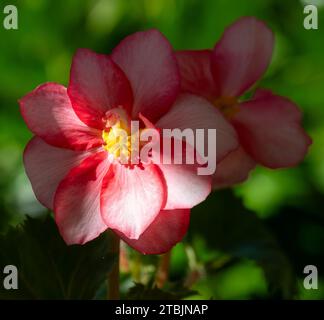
[0,215,117,299]
[190,190,296,299]
[126,283,196,300]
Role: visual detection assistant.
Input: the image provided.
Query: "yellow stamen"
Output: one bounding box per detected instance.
[102,120,132,160]
[213,96,239,118]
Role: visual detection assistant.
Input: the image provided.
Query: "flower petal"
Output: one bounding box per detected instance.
[176,50,218,101]
[115,209,190,255]
[212,146,256,189]
[211,17,274,97]
[23,137,94,210]
[112,29,180,121]
[54,151,109,245]
[232,90,312,168]
[100,163,166,240]
[19,83,102,150]
[68,49,133,129]
[156,94,238,162]
[154,138,211,210]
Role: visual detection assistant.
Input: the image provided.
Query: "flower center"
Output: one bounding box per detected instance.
[101,108,143,164]
[102,120,132,159]
[213,96,239,118]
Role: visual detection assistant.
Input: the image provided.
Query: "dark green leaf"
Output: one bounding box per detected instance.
[0,215,117,299]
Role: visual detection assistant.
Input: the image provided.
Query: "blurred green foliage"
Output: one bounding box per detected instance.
[0,0,324,299]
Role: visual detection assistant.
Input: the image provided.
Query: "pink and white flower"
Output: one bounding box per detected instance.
[20,30,237,254]
[176,17,312,188]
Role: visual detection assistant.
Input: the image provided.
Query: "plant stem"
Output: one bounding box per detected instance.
[108,232,120,300]
[155,251,171,288]
[132,251,142,282]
